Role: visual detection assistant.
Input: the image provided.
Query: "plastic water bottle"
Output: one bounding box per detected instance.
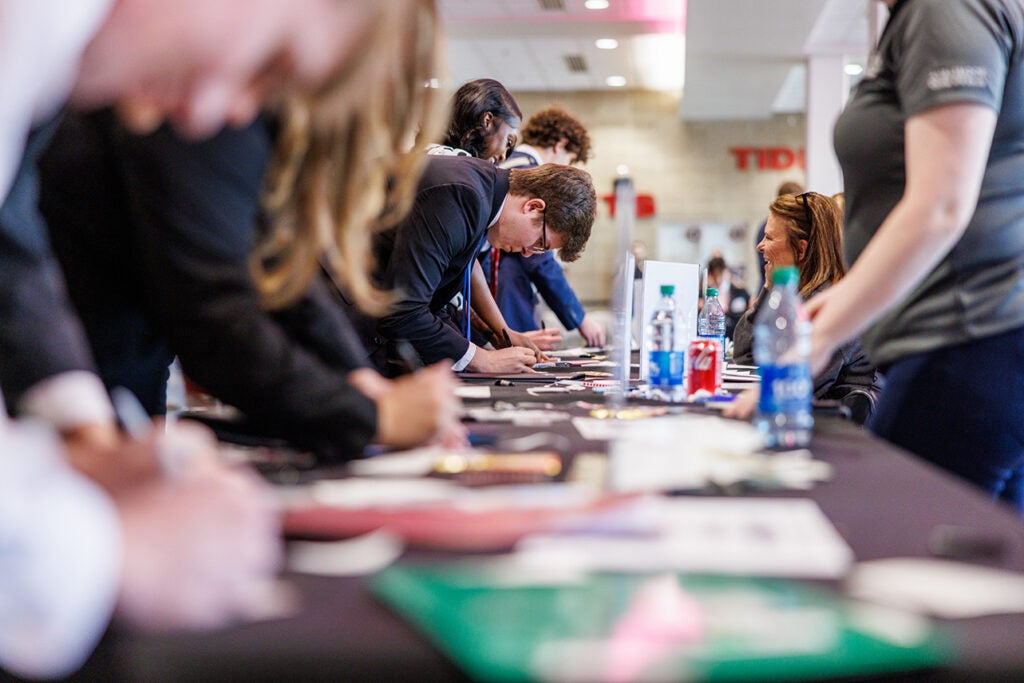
[753,266,813,448]
[697,287,727,391]
[647,284,684,398]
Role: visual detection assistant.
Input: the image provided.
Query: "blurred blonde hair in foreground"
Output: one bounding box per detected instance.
[254,0,446,315]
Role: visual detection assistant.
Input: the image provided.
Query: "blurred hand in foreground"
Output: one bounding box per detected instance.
[114,422,282,631]
[722,387,759,420]
[351,364,465,449]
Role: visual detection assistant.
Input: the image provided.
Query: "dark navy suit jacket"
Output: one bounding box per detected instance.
[0,116,99,410]
[360,155,509,366]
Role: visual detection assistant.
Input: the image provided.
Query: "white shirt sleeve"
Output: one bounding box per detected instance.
[0,0,114,202]
[19,371,116,431]
[0,419,122,679]
[451,343,478,372]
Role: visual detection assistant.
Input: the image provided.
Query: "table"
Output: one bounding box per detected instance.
[64,380,1024,683]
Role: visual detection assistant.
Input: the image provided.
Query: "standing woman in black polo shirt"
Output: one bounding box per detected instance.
[807,0,1024,510]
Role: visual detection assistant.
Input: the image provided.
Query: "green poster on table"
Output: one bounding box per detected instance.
[372,564,950,682]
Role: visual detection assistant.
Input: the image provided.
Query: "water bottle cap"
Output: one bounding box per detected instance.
[771,265,800,286]
[705,287,718,297]
[660,284,675,296]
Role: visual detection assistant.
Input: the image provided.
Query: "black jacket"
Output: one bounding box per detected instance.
[36,111,377,460]
[0,116,98,409]
[357,155,509,367]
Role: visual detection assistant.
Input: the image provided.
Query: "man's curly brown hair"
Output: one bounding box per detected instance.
[520,106,592,164]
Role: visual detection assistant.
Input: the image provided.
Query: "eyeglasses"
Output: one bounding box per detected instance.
[797,192,813,232]
[525,211,549,255]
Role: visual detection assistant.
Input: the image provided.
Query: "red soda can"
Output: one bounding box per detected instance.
[687,339,720,396]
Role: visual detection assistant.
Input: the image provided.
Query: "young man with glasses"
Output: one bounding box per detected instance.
[495,105,606,348]
[351,154,596,375]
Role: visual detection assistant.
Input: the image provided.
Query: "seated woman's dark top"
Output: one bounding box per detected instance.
[732,283,883,404]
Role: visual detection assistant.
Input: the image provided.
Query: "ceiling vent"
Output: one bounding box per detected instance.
[564,55,588,73]
[537,0,566,10]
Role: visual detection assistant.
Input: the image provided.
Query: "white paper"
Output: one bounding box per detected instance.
[464,407,570,425]
[516,496,854,579]
[455,385,491,399]
[288,530,404,576]
[723,370,760,382]
[572,416,629,441]
[847,558,1024,619]
[344,446,449,478]
[549,347,605,358]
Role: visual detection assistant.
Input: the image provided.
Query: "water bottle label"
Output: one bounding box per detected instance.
[649,350,684,386]
[698,333,725,346]
[759,363,812,414]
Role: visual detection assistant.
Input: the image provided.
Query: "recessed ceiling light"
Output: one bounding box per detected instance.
[595,38,619,50]
[585,0,610,10]
[606,75,627,87]
[844,63,864,76]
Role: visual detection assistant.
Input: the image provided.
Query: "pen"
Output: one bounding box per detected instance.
[540,320,546,330]
[111,386,190,478]
[505,326,542,364]
[111,385,151,440]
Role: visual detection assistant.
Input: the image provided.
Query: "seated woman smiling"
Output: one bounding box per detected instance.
[732,192,882,422]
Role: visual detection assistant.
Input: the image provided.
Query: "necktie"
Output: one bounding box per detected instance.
[489,247,501,299]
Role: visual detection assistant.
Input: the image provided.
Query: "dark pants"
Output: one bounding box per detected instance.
[869,327,1024,512]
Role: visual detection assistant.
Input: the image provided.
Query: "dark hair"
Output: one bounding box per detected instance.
[706,255,727,276]
[769,191,845,298]
[776,180,804,197]
[443,79,522,158]
[520,105,592,164]
[509,164,596,262]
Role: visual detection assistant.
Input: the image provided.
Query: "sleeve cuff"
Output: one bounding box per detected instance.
[452,343,477,372]
[18,371,116,430]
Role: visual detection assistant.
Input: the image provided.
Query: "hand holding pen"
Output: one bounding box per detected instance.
[350,344,466,449]
[501,327,550,363]
[111,386,219,479]
[108,387,284,632]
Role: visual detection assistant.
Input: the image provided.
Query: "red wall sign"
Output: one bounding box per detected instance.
[729,147,806,172]
[601,193,656,218]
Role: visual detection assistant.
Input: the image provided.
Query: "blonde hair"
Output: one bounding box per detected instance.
[254,0,445,314]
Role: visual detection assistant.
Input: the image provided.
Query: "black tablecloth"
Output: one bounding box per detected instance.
[62,380,1024,683]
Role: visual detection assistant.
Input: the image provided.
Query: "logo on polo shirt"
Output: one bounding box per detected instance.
[927,65,987,91]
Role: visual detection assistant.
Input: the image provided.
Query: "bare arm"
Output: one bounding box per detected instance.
[469,259,507,336]
[807,102,996,373]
